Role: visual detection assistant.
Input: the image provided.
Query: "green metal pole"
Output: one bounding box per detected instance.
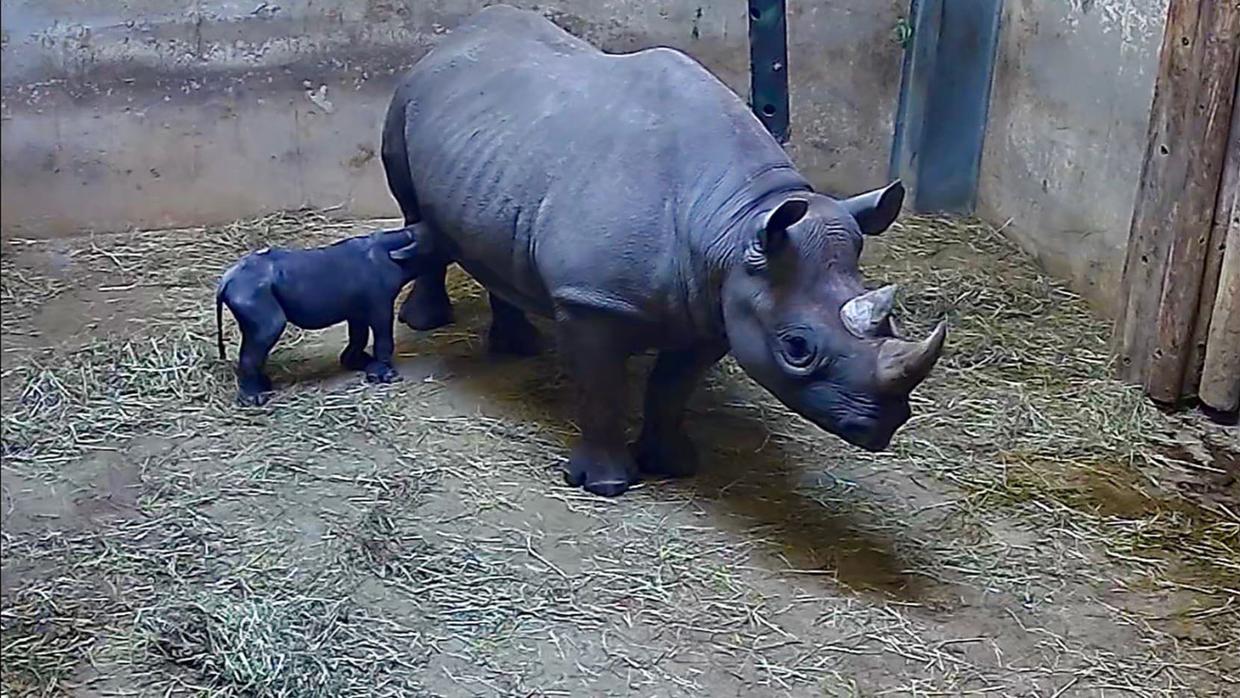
[747,0,790,143]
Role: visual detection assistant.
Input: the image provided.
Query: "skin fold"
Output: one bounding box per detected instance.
[379,5,947,496]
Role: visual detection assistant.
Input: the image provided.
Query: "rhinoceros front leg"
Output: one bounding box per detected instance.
[365,302,400,384]
[397,263,454,331]
[634,345,726,478]
[557,314,639,497]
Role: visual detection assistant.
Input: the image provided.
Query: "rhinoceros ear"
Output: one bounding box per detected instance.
[756,197,809,254]
[841,180,904,236]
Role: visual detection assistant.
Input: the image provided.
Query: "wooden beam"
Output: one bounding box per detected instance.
[1116,0,1240,402]
[1186,69,1240,398]
[1199,171,1240,414]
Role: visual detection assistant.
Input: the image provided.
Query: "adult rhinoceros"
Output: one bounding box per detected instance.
[380,5,946,496]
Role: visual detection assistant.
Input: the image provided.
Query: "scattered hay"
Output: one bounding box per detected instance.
[143,592,428,697]
[0,581,99,698]
[2,328,226,468]
[0,243,72,336]
[1,209,1237,696]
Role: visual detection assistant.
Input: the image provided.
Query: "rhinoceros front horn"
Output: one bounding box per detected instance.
[841,285,897,338]
[876,321,947,392]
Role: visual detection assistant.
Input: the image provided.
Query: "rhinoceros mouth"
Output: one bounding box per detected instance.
[799,410,903,452]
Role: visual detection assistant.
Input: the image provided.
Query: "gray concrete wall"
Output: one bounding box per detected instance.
[977,0,1168,315]
[1,0,908,239]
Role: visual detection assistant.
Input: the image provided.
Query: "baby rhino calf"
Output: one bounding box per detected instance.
[215,225,430,405]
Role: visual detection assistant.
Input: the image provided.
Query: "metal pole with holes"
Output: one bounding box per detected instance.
[747,0,790,144]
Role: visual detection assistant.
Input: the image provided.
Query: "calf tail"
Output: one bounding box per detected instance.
[215,279,228,360]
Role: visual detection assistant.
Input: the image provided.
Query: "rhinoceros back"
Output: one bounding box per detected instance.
[397,5,809,328]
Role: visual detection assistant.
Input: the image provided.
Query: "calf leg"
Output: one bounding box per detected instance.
[365,303,400,384]
[487,293,542,356]
[557,314,638,497]
[340,319,372,371]
[230,292,286,406]
[634,345,726,478]
[397,264,454,331]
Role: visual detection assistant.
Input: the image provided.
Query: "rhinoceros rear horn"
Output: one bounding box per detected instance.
[841,284,897,338]
[841,180,904,236]
[876,320,947,393]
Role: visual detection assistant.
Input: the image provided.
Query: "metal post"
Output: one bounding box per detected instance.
[748,0,790,143]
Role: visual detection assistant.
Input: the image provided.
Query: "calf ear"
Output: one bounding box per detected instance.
[841,180,904,236]
[756,197,809,255]
[389,240,420,260]
[387,224,429,261]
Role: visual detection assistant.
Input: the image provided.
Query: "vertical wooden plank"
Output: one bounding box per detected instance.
[1185,70,1240,397]
[1116,0,1240,401]
[1116,0,1208,385]
[1200,196,1240,414]
[1147,3,1240,401]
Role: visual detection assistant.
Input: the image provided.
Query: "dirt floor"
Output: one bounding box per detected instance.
[1,212,1237,697]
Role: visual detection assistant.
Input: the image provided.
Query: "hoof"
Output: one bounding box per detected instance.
[634,432,699,479]
[236,390,272,407]
[564,447,638,497]
[340,350,373,372]
[488,322,542,357]
[581,477,632,498]
[365,365,401,384]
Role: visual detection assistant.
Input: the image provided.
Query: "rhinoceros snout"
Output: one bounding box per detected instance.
[828,416,898,452]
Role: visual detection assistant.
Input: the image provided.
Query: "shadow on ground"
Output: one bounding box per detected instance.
[268,290,934,602]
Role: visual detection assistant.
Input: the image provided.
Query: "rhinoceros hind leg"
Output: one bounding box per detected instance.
[487,293,542,356]
[397,264,454,331]
[557,314,638,497]
[633,346,725,478]
[230,288,286,406]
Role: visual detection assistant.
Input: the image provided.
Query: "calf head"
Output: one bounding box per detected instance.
[721,181,946,451]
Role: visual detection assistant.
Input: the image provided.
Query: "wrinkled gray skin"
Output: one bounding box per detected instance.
[382,5,947,496]
[215,227,429,405]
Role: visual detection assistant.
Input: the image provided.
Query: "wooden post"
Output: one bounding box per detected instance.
[1116,0,1240,403]
[1200,173,1240,414]
[1186,70,1240,399]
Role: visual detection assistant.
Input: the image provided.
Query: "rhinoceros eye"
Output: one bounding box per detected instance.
[777,329,818,373]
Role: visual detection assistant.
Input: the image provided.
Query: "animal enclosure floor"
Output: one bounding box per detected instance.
[1,212,1237,697]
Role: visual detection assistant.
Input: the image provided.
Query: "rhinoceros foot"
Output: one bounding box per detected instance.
[364,362,401,384]
[564,444,639,498]
[236,389,272,407]
[398,280,454,331]
[633,431,699,479]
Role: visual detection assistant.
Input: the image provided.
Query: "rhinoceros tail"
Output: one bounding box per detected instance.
[381,88,423,225]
